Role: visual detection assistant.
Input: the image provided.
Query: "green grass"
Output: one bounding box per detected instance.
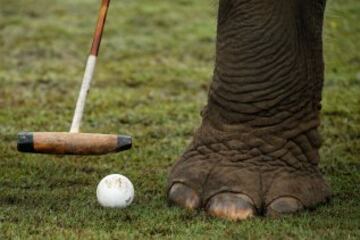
[0,0,359,239]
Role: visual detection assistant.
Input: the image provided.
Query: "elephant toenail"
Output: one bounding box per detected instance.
[206,193,256,221]
[168,183,201,210]
[266,197,304,217]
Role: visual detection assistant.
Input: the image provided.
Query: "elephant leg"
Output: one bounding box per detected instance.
[168,0,331,220]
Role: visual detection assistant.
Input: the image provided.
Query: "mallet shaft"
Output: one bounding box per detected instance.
[70,55,97,133]
[70,0,111,133]
[90,0,111,57]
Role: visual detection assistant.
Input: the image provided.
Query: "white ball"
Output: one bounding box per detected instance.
[96,174,134,208]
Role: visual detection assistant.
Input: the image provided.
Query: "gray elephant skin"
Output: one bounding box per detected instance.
[168,0,331,220]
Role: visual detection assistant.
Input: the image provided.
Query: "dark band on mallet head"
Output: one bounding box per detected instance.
[117,135,132,151]
[17,132,34,153]
[17,132,132,155]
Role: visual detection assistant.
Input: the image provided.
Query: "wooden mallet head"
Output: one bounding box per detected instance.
[17,132,131,155]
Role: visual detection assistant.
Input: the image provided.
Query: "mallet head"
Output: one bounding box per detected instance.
[17,132,132,155]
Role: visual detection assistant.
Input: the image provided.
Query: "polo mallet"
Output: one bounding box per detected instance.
[17,0,131,155]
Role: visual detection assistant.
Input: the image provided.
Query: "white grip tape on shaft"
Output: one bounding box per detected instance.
[70,55,97,133]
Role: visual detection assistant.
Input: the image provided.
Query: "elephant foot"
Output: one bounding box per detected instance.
[167,121,331,220]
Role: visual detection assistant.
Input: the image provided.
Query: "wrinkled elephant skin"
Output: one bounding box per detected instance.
[168,0,331,220]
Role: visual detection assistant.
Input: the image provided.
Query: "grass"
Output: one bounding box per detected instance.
[0,0,359,239]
